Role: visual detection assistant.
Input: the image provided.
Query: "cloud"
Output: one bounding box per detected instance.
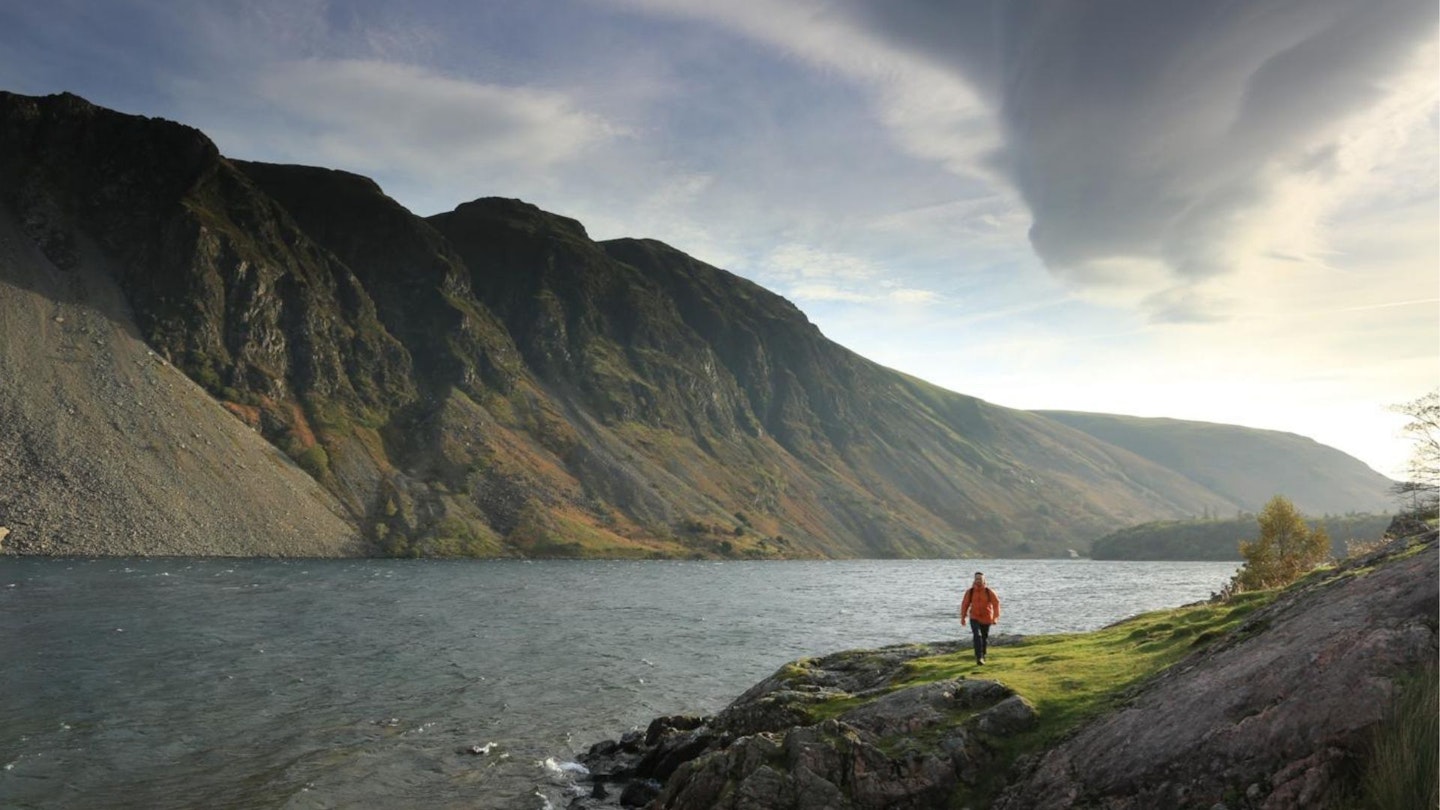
[786,284,876,304]
[854,2,1436,271]
[765,243,878,283]
[1140,287,1233,325]
[886,288,939,305]
[755,243,941,305]
[788,284,939,305]
[607,0,1001,180]
[869,194,1027,247]
[246,59,619,182]
[617,0,1438,321]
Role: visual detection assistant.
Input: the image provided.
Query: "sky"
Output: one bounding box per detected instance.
[3,0,1436,480]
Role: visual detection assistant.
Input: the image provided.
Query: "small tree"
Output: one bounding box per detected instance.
[1232,495,1331,591]
[1392,390,1440,519]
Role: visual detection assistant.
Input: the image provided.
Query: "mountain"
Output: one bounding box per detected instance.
[1036,411,1396,515]
[0,97,357,555]
[0,91,1395,558]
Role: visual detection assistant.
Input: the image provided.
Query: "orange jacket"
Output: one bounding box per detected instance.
[961,585,1001,625]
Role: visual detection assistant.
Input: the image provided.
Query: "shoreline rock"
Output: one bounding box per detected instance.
[572,638,1034,809]
[572,532,1438,809]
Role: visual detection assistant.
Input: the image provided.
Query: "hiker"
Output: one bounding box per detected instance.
[960,571,1001,665]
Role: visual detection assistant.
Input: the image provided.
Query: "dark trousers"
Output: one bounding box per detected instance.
[971,621,991,662]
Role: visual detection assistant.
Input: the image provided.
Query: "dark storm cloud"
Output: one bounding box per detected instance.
[848,0,1437,284]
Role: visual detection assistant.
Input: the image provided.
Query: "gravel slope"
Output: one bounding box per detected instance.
[0,202,361,556]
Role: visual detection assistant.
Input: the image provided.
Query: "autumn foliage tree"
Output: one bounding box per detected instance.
[1232,495,1331,591]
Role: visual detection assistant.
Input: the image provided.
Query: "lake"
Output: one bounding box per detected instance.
[0,557,1238,809]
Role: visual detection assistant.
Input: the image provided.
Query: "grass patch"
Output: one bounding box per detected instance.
[1351,664,1439,810]
[1390,536,1434,561]
[929,593,1272,740]
[426,517,505,558]
[790,593,1280,750]
[807,695,868,723]
[874,590,1279,805]
[505,503,676,559]
[777,659,816,684]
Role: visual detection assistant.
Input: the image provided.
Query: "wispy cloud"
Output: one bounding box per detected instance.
[607,0,1001,181]
[249,59,619,179]
[886,288,940,305]
[757,243,942,305]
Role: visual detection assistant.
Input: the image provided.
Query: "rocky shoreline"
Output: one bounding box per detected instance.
[569,531,1437,809]
[573,637,1031,809]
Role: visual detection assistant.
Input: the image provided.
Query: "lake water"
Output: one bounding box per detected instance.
[0,558,1238,809]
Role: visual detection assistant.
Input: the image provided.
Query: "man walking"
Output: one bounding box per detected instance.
[960,572,1001,665]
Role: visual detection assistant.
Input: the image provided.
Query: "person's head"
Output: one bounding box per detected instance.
[972,572,986,588]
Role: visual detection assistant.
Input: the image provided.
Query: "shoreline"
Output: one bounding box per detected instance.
[566,532,1436,809]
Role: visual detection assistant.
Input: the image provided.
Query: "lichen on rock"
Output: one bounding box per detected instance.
[576,640,1034,809]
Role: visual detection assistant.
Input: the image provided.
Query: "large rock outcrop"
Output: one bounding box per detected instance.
[994,533,1437,809]
[576,640,1035,809]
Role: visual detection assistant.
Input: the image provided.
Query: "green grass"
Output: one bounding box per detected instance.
[807,694,868,722]
[781,591,1276,806]
[895,591,1275,748]
[1390,535,1435,561]
[1352,665,1439,810]
[791,592,1281,743]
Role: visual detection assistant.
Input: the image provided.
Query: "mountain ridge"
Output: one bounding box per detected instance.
[1036,410,1393,515]
[0,90,1396,558]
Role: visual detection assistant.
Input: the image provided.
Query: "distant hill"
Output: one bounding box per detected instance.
[0,90,1399,558]
[1036,411,1396,515]
[1090,513,1395,560]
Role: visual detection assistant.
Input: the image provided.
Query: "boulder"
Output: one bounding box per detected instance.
[619,779,662,807]
[838,678,1014,737]
[973,694,1039,736]
[635,726,724,782]
[578,641,1031,809]
[651,677,1029,809]
[713,640,973,737]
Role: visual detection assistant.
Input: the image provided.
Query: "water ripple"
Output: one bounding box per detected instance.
[0,557,1236,808]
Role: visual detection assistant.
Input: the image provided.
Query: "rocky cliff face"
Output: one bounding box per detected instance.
[0,98,358,555]
[0,90,1400,558]
[573,531,1438,809]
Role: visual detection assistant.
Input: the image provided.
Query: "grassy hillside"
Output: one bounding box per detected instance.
[1037,410,1396,514]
